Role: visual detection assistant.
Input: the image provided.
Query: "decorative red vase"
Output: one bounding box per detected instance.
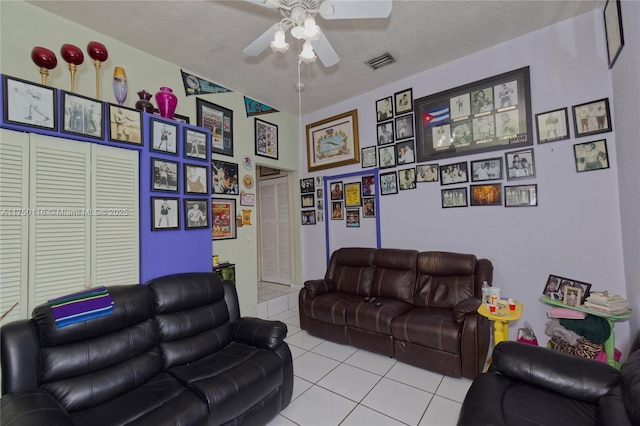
[135,90,155,113]
[155,87,178,120]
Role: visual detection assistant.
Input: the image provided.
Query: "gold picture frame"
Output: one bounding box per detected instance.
[306,110,360,172]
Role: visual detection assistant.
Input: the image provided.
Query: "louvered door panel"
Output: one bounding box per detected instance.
[259,178,278,281]
[276,178,292,284]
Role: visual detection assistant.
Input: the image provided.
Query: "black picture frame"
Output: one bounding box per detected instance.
[361,175,376,197]
[329,181,343,200]
[3,75,57,131]
[441,187,468,208]
[416,164,439,182]
[439,161,469,185]
[300,177,315,194]
[301,193,315,208]
[184,198,210,229]
[380,171,398,195]
[361,146,377,168]
[150,117,178,155]
[331,201,344,220]
[470,184,502,206]
[394,88,413,115]
[376,96,393,122]
[211,198,237,240]
[543,274,591,304]
[505,148,535,181]
[255,118,278,160]
[395,114,415,141]
[377,120,394,145]
[346,208,360,228]
[574,140,610,173]
[536,107,570,144]
[184,162,209,195]
[395,140,415,165]
[471,157,503,182]
[61,91,104,139]
[108,104,142,145]
[196,98,233,157]
[344,182,362,207]
[363,197,376,218]
[378,146,396,169]
[301,210,317,225]
[414,66,533,163]
[212,160,239,195]
[604,0,625,69]
[505,184,538,207]
[398,168,416,190]
[151,197,180,231]
[572,98,612,138]
[183,127,209,160]
[151,157,179,193]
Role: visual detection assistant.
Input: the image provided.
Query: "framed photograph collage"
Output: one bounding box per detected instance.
[325,174,377,227]
[300,177,321,225]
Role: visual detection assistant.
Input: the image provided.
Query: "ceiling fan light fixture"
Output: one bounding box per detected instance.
[299,40,316,63]
[270,27,289,53]
[290,25,305,40]
[303,17,320,41]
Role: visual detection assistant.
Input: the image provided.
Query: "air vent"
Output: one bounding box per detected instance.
[366,52,396,70]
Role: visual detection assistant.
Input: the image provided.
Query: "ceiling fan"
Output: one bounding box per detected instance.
[243,0,392,67]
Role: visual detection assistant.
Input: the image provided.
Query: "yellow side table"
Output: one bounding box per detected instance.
[477,301,524,345]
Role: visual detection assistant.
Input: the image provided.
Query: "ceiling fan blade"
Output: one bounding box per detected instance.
[244,0,281,8]
[243,24,279,56]
[319,0,392,19]
[312,32,340,67]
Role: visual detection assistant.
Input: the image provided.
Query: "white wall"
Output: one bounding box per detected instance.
[300,10,633,352]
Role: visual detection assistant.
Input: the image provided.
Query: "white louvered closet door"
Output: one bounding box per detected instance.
[258,176,292,284]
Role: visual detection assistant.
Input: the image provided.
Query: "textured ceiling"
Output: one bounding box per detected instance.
[29,0,601,115]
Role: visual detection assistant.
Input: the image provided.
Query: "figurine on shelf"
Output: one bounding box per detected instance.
[87,41,108,99]
[60,44,84,93]
[113,66,128,105]
[135,90,155,113]
[30,46,57,85]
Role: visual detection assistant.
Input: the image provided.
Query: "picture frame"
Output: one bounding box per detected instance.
[416,164,439,182]
[306,109,360,172]
[240,191,255,207]
[471,157,503,182]
[150,117,178,155]
[379,171,398,195]
[441,187,468,208]
[211,160,239,195]
[3,75,57,130]
[151,197,180,231]
[344,182,362,207]
[395,140,416,165]
[301,193,315,208]
[536,107,570,144]
[211,198,237,240]
[184,163,209,195]
[563,286,583,307]
[439,161,469,185]
[361,146,377,168]
[505,148,535,180]
[378,146,396,169]
[574,140,609,172]
[572,98,612,138]
[394,88,413,115]
[196,98,233,157]
[300,177,315,194]
[108,104,142,145]
[329,181,343,200]
[331,201,344,220]
[255,118,278,160]
[184,198,210,229]
[604,0,624,68]
[543,274,592,303]
[394,114,415,141]
[361,175,376,197]
[398,168,416,190]
[505,184,538,207]
[184,127,209,160]
[362,197,376,218]
[151,157,179,193]
[346,208,360,228]
[415,67,533,163]
[470,184,502,206]
[153,108,190,124]
[376,96,393,122]
[301,210,317,225]
[61,91,104,139]
[377,121,394,146]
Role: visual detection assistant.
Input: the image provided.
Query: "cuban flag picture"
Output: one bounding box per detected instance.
[423,106,450,126]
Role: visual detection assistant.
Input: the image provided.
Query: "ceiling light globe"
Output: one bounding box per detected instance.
[299,41,316,64]
[303,17,320,41]
[290,26,305,40]
[270,28,289,53]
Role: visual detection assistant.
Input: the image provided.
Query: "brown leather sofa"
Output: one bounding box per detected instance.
[299,247,493,379]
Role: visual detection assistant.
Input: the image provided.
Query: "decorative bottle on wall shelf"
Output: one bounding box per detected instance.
[155,87,178,119]
[135,90,155,113]
[112,66,128,105]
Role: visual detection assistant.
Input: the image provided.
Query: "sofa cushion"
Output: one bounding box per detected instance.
[413,252,477,308]
[325,247,376,296]
[304,292,364,325]
[346,298,413,334]
[371,249,418,303]
[391,308,460,353]
[621,349,640,425]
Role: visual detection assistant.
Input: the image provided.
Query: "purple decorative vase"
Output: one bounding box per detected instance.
[155,87,177,119]
[135,90,155,113]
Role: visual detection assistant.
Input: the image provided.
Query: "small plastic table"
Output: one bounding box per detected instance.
[477,300,524,345]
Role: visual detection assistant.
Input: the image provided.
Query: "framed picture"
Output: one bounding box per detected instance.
[317,198,324,211]
[361,175,376,197]
[184,127,208,160]
[394,88,413,115]
[396,140,415,165]
[151,157,179,193]
[441,187,467,208]
[61,91,104,139]
[150,117,178,155]
[184,163,209,194]
[301,210,316,225]
[416,164,439,182]
[398,168,416,190]
[380,171,398,195]
[317,188,323,199]
[331,201,344,220]
[470,184,502,206]
[184,198,209,229]
[361,146,377,168]
[151,197,180,231]
[212,160,239,195]
[344,182,362,207]
[107,104,142,145]
[415,67,533,163]
[240,192,255,207]
[330,181,343,200]
[505,148,535,180]
[543,275,563,300]
[301,193,315,208]
[363,197,376,218]
[3,75,57,130]
[505,184,538,207]
[439,161,469,185]
[536,107,569,144]
[563,286,583,307]
[572,98,612,138]
[471,157,502,182]
[196,98,233,157]
[377,121,394,146]
[543,274,591,303]
[211,198,237,240]
[346,209,360,228]
[300,177,315,194]
[378,146,396,169]
[255,118,278,160]
[376,96,393,122]
[306,109,360,172]
[574,140,609,172]
[604,0,624,68]
[394,114,414,141]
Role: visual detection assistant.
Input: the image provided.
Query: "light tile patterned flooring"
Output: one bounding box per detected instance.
[260,293,473,426]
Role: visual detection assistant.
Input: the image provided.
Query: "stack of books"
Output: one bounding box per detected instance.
[583,291,631,315]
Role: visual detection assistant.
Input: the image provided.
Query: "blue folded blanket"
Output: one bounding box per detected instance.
[48,287,114,328]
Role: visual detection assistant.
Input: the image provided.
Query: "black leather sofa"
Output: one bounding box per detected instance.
[1,273,293,426]
[458,333,640,426]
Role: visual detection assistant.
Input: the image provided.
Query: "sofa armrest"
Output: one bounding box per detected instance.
[453,298,481,324]
[230,317,288,351]
[1,390,73,426]
[304,279,336,297]
[491,341,620,403]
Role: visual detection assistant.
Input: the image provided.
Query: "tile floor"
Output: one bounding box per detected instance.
[260,295,473,426]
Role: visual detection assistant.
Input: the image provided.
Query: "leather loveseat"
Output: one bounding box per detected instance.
[299,247,493,379]
[1,272,293,426]
[457,333,640,426]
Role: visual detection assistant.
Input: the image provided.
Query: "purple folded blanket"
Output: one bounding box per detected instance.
[48,287,114,328]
